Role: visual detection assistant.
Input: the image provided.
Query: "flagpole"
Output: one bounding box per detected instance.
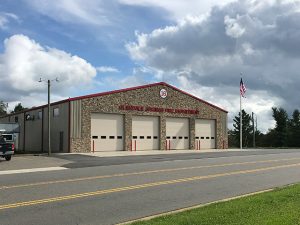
[240,91,242,150]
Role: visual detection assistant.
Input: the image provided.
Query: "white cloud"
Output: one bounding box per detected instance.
[126,0,300,132]
[0,12,19,29]
[119,0,236,20]
[224,15,245,38]
[0,34,97,106]
[24,0,239,26]
[23,0,114,25]
[96,66,120,73]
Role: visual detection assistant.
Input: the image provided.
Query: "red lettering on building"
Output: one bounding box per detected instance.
[119,105,199,115]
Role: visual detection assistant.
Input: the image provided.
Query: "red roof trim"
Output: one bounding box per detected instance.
[161,83,228,113]
[70,82,228,113]
[1,81,227,119]
[69,82,166,101]
[0,99,69,118]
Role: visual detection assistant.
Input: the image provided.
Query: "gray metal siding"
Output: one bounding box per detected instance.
[24,109,43,152]
[0,117,10,123]
[70,100,82,138]
[43,102,69,153]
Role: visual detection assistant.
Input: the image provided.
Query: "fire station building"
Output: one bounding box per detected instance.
[0,82,228,153]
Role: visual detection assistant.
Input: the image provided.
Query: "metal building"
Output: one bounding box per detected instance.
[0,82,228,153]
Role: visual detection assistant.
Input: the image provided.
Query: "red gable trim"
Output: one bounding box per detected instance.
[0,82,227,119]
[0,99,70,119]
[69,82,166,101]
[162,83,228,113]
[69,82,228,113]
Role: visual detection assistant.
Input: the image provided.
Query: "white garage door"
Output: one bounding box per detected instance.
[132,116,159,151]
[91,113,124,151]
[195,119,216,149]
[166,118,189,150]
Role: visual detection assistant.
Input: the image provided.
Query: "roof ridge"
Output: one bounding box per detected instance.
[0,81,227,118]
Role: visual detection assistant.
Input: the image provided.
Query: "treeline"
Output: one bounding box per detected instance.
[0,102,27,116]
[229,107,300,148]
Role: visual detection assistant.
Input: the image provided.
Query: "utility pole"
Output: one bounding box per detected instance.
[48,80,51,156]
[39,78,58,156]
[252,112,255,148]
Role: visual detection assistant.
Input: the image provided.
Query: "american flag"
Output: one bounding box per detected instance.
[240,78,246,97]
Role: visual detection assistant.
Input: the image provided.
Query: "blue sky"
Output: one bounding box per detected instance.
[1,0,300,132]
[0,0,172,94]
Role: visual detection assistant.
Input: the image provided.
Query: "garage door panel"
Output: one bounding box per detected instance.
[166,118,189,150]
[91,113,124,151]
[195,119,216,149]
[132,116,159,150]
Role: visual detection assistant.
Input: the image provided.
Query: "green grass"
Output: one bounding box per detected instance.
[130,184,300,225]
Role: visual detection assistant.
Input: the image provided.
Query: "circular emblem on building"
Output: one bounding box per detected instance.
[160,89,168,98]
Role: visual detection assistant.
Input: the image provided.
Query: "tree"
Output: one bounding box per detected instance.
[254,130,265,147]
[12,103,27,113]
[228,129,237,148]
[0,101,7,116]
[259,128,276,147]
[288,109,300,147]
[272,107,288,147]
[232,109,253,147]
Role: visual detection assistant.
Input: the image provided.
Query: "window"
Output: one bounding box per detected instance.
[2,134,13,141]
[153,136,158,139]
[38,111,42,120]
[101,136,106,139]
[140,136,144,139]
[195,137,199,139]
[166,136,170,139]
[172,136,177,139]
[179,136,183,139]
[53,108,59,117]
[109,136,115,139]
[147,136,151,139]
[184,137,189,139]
[117,136,122,139]
[92,136,98,139]
[15,116,18,123]
[133,136,137,139]
[211,137,215,140]
[206,137,210,139]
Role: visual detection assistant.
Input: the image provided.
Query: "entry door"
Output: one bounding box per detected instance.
[91,113,124,151]
[195,119,216,149]
[132,116,159,150]
[166,118,189,150]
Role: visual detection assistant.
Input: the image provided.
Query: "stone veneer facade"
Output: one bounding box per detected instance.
[70,83,228,152]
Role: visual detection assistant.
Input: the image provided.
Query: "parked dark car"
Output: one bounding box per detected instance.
[0,135,14,161]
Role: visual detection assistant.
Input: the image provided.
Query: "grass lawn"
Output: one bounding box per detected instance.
[130,184,300,225]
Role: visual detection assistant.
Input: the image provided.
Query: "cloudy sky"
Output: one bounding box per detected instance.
[1,0,300,132]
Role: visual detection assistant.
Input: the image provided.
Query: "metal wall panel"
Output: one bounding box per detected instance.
[25,109,43,152]
[70,100,81,138]
[43,102,69,153]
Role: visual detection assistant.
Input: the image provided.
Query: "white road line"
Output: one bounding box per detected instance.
[0,167,67,175]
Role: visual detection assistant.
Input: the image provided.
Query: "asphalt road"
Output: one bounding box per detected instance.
[1,149,300,225]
